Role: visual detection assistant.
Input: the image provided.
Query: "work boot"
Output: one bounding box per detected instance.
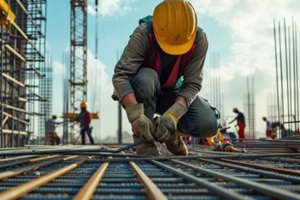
[132,134,160,155]
[165,131,188,156]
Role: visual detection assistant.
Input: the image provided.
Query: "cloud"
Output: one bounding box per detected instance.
[87,5,96,16]
[190,0,300,137]
[52,60,64,74]
[86,50,131,139]
[192,0,300,76]
[88,0,137,16]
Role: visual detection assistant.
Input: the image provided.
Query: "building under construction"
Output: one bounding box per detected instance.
[0,1,300,199]
[0,0,97,147]
[0,0,48,147]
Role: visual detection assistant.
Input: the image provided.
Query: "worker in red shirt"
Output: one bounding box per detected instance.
[75,101,94,145]
[229,107,245,142]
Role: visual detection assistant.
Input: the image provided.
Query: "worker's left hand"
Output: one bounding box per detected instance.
[154,102,187,142]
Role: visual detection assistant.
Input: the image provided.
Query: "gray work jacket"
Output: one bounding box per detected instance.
[112,22,208,107]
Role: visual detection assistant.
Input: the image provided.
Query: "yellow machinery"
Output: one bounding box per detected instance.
[206,129,246,153]
[206,131,223,146]
[63,113,100,120]
[0,0,15,30]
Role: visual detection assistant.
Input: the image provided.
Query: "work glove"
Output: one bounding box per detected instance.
[154,102,188,142]
[126,103,155,142]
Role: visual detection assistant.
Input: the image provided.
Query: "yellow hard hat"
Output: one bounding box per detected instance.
[80,101,87,108]
[153,0,197,55]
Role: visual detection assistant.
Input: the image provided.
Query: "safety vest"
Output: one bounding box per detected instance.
[141,20,202,89]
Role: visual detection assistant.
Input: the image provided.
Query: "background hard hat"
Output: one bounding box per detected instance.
[52,114,57,119]
[80,101,87,108]
[153,0,197,55]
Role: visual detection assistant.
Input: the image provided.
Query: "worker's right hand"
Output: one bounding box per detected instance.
[125,103,155,142]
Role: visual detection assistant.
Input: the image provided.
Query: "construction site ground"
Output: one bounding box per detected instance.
[0,137,299,200]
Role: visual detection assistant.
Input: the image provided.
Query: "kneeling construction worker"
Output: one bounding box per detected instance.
[75,101,95,145]
[112,0,219,155]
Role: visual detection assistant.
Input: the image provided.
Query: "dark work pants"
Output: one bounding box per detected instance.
[81,127,94,145]
[131,68,219,138]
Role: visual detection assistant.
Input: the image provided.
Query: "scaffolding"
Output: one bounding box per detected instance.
[0,0,48,147]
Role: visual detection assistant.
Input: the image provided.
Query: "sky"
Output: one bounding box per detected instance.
[46,0,300,141]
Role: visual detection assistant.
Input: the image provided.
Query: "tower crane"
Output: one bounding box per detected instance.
[64,0,99,143]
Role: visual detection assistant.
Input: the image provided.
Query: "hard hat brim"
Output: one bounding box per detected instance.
[155,30,197,55]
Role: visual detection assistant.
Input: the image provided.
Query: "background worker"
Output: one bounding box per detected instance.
[75,101,95,145]
[45,114,61,145]
[112,0,219,155]
[262,116,274,139]
[229,107,245,142]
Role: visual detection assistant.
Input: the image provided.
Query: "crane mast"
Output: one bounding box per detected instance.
[69,0,87,142]
[63,0,99,144]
